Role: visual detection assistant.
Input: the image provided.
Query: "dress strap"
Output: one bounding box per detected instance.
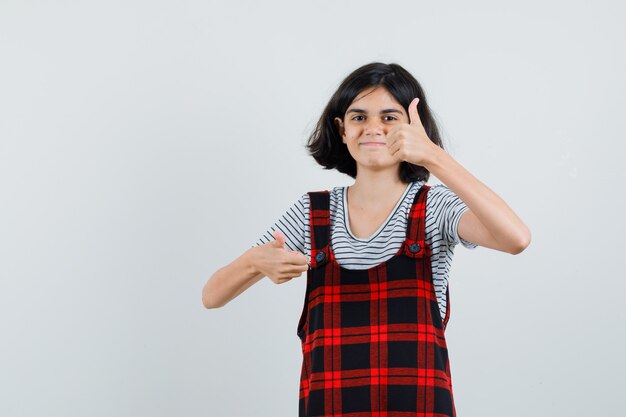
[401,183,432,259]
[442,284,451,330]
[307,190,331,268]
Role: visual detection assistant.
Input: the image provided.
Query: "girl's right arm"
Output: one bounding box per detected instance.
[201,246,266,309]
[201,231,308,309]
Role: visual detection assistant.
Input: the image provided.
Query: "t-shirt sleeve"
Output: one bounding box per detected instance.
[251,193,308,256]
[428,184,478,249]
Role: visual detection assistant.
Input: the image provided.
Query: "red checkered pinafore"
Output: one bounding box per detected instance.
[296,184,457,417]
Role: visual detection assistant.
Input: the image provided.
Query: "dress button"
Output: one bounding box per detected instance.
[408,243,421,253]
[315,251,326,262]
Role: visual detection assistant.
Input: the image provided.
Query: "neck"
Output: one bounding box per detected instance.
[348,170,409,208]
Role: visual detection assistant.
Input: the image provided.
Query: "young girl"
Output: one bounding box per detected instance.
[202,62,531,417]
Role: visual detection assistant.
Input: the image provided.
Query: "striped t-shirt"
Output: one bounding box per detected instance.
[252,181,478,322]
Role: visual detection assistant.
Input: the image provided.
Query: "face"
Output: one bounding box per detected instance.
[334,86,409,172]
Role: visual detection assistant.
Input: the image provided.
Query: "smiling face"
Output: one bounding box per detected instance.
[334,86,409,173]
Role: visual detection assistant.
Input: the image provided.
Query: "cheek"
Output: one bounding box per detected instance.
[345,124,360,134]
[346,127,361,139]
[342,130,355,140]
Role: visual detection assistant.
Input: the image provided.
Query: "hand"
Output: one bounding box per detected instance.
[255,230,309,285]
[386,98,438,166]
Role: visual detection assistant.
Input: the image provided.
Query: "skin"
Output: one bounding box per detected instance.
[334,86,531,254]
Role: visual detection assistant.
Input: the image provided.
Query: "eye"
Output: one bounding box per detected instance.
[350,115,398,122]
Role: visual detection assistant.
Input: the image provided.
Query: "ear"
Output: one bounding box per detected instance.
[334,117,345,142]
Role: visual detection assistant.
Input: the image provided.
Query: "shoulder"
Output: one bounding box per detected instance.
[422,183,467,218]
[424,183,462,207]
[426,182,452,196]
[302,186,345,205]
[304,185,344,195]
[403,180,427,203]
[423,184,477,248]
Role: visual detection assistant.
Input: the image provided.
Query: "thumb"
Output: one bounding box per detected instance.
[408,97,422,127]
[271,230,287,248]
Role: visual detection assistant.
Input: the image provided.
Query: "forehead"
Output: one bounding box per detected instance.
[349,87,403,109]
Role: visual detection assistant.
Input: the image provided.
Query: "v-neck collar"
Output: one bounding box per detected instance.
[343,182,413,242]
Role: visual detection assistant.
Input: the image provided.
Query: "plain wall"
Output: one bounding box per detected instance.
[1,1,624,416]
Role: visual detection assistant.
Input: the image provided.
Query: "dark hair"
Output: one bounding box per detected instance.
[306,62,445,183]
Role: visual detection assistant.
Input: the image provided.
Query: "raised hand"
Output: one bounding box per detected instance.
[387,97,438,166]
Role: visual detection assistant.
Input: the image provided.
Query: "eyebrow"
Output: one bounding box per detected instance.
[346,108,404,115]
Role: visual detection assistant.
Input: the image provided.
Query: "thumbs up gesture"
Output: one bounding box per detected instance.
[387,97,438,167]
[256,230,309,285]
[270,230,288,249]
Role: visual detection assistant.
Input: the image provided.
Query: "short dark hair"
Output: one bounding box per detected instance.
[305,62,445,183]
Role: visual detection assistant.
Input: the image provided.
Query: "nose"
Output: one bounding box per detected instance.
[364,118,384,136]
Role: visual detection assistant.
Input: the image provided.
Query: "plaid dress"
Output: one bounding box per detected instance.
[296,184,457,417]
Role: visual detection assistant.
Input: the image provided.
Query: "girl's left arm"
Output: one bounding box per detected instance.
[388,97,531,255]
[425,146,531,254]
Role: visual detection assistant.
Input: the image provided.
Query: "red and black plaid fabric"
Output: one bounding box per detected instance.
[296,184,456,417]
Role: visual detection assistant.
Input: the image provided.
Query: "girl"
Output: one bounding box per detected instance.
[202,62,531,417]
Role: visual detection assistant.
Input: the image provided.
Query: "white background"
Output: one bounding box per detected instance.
[1,1,624,416]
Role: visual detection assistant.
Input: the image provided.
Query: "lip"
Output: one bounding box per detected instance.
[360,142,386,146]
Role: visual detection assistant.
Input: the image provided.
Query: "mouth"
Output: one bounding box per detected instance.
[360,142,386,146]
